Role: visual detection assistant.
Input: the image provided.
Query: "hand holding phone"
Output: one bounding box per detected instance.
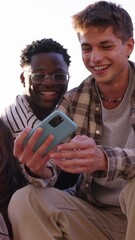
[23,110,77,156]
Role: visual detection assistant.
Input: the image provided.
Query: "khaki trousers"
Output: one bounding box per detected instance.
[0,213,10,240]
[120,177,135,240]
[8,185,127,240]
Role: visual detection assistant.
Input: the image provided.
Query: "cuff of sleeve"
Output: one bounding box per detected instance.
[23,162,58,188]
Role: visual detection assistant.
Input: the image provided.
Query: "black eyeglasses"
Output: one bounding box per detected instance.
[30,73,69,84]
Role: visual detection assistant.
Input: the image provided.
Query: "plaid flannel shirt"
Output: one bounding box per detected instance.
[56,61,135,204]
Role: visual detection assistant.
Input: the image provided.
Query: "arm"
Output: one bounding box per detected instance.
[50,135,135,181]
[100,145,135,180]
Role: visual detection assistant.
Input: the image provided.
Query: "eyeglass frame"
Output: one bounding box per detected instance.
[25,71,70,84]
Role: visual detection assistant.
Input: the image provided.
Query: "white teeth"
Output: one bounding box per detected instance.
[41,91,56,95]
[93,65,107,71]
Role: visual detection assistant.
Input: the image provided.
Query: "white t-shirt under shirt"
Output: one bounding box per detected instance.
[93,65,135,206]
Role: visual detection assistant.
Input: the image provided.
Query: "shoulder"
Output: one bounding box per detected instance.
[64,75,94,100]
[128,61,135,84]
[0,94,29,112]
[129,60,135,71]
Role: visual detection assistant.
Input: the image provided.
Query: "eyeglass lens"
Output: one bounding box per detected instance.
[30,73,69,83]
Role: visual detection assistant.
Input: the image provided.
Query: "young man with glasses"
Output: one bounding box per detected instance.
[0,39,79,191]
[0,38,75,237]
[0,38,70,139]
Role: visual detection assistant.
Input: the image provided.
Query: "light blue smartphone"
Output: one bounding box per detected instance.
[23,110,77,156]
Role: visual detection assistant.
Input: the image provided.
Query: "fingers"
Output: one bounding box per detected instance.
[23,133,54,172]
[51,137,95,160]
[71,135,90,141]
[14,128,32,157]
[52,157,93,174]
[14,127,54,169]
[50,136,98,174]
[57,137,95,152]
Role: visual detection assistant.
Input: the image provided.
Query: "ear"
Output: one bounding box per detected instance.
[20,72,25,87]
[126,37,134,58]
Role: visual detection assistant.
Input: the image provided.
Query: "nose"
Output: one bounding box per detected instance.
[42,75,56,85]
[44,75,52,80]
[90,48,103,63]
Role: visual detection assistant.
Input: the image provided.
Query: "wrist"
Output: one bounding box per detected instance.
[25,165,53,179]
[97,147,108,171]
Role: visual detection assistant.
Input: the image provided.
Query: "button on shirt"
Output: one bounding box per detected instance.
[56,61,135,206]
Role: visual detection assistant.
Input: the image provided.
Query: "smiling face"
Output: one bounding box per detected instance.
[21,52,69,116]
[79,26,134,88]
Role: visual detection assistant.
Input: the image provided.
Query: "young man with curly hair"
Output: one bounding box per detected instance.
[1,38,70,138]
[0,38,78,238]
